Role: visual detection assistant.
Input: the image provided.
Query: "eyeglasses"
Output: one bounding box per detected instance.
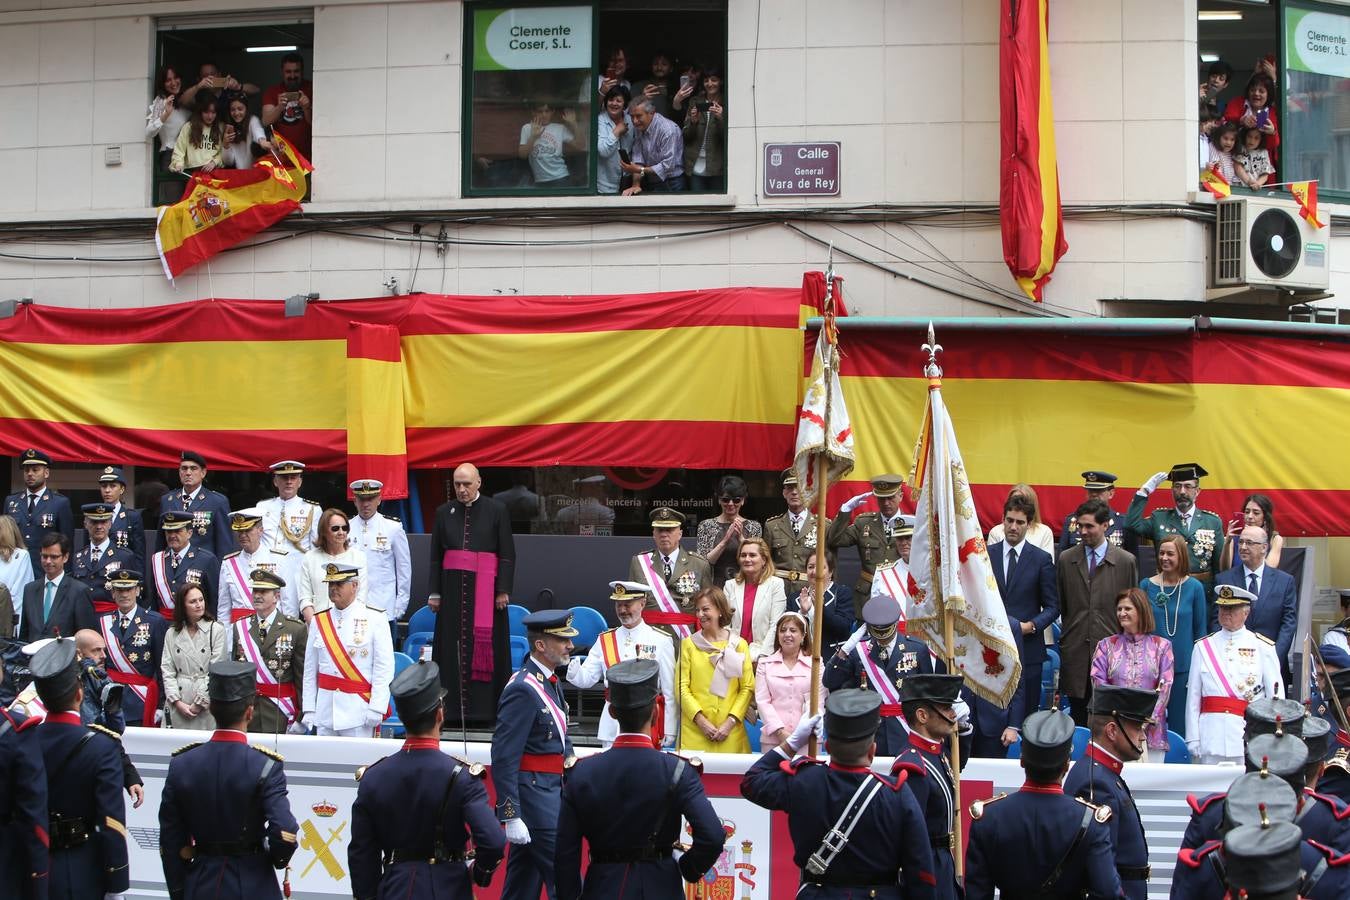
[330,524,350,532]
[719,496,745,504]
[1237,538,1267,547]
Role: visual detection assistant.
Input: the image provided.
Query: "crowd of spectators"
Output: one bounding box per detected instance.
[1199,56,1281,191]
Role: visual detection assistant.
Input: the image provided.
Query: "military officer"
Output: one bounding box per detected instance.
[1186,585,1284,764]
[217,508,270,634]
[740,688,937,899]
[72,503,135,615]
[30,639,128,899]
[148,511,220,621]
[1324,591,1350,653]
[1125,462,1225,584]
[564,581,677,747]
[157,450,234,560]
[96,466,144,575]
[869,515,917,628]
[0,658,47,900]
[893,673,965,900]
[256,460,322,620]
[301,564,393,737]
[763,468,819,592]
[491,609,578,900]
[1057,470,1137,555]
[348,479,412,644]
[558,658,724,898]
[627,507,714,649]
[1317,668,1350,804]
[966,709,1122,899]
[822,593,933,755]
[350,660,504,899]
[231,569,306,736]
[827,474,906,619]
[100,569,167,727]
[159,660,299,900]
[1064,684,1156,899]
[4,448,74,577]
[1224,821,1329,900]
[1244,696,1306,741]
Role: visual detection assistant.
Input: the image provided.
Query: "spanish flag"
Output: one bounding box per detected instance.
[1200,165,1231,199]
[1289,181,1324,229]
[999,0,1068,302]
[154,135,312,280]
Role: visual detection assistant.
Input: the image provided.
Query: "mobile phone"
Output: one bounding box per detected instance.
[619,148,631,165]
[280,91,300,103]
[1255,108,1270,128]
[679,75,691,90]
[209,76,225,89]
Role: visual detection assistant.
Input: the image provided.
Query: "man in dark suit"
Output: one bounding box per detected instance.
[1216,524,1297,684]
[4,448,74,577]
[19,533,96,642]
[988,493,1059,729]
[1057,499,1138,725]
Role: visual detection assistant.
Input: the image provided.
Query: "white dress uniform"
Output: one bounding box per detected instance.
[349,512,411,624]
[565,620,676,746]
[297,547,370,616]
[216,546,263,647]
[1186,625,1283,764]
[256,494,321,617]
[870,558,915,622]
[301,597,394,737]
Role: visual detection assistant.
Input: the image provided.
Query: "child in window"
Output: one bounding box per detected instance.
[1235,126,1274,190]
[1206,121,1239,184]
[169,93,225,174]
[1199,108,1220,174]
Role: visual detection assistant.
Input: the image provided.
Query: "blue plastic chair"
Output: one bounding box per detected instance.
[379,651,417,737]
[1071,726,1091,760]
[510,635,529,669]
[744,718,762,752]
[407,605,436,636]
[567,606,609,654]
[507,604,531,639]
[1164,731,1191,764]
[402,630,433,661]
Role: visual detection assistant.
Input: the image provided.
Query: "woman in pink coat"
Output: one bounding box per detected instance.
[753,610,825,747]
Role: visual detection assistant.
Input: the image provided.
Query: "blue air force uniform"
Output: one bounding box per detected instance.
[149,513,222,617]
[158,473,235,560]
[104,604,167,727]
[349,659,504,899]
[72,543,135,609]
[5,450,74,576]
[110,504,145,573]
[0,705,48,900]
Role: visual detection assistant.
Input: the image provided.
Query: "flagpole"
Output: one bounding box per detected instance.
[807,257,836,759]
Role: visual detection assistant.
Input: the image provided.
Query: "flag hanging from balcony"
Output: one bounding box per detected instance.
[1289,181,1324,228]
[154,135,312,280]
[999,0,1068,302]
[1200,166,1232,199]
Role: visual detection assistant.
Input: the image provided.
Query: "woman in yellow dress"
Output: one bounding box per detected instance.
[679,586,754,753]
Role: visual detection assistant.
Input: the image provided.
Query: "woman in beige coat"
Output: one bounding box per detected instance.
[162,583,227,730]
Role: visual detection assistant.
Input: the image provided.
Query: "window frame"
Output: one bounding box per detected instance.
[1278,0,1350,203]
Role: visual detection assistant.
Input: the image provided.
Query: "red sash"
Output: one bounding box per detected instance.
[100,614,159,727]
[223,555,255,623]
[234,619,297,722]
[150,551,176,620]
[637,552,692,639]
[314,610,372,702]
[441,549,499,683]
[1201,696,1248,716]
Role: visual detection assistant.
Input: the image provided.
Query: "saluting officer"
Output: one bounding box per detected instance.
[72,503,135,615]
[96,466,144,575]
[157,450,234,560]
[827,474,906,619]
[966,709,1122,899]
[892,673,965,900]
[0,657,48,899]
[348,479,412,644]
[350,660,504,899]
[30,639,129,899]
[159,660,299,900]
[256,460,322,620]
[5,448,74,577]
[627,507,714,649]
[100,569,168,728]
[763,468,818,592]
[822,593,933,755]
[740,688,937,899]
[1057,470,1137,556]
[231,569,306,736]
[557,658,724,899]
[218,508,270,634]
[1064,684,1157,899]
[1126,462,1225,584]
[148,511,220,621]
[492,609,579,900]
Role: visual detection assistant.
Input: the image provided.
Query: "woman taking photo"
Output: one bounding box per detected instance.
[986,483,1055,554]
[297,508,368,617]
[754,610,824,748]
[1090,587,1174,760]
[1142,535,1207,736]
[161,583,226,730]
[596,84,633,194]
[1220,493,1283,571]
[725,537,786,663]
[696,474,763,584]
[682,66,726,192]
[221,92,272,169]
[679,586,754,753]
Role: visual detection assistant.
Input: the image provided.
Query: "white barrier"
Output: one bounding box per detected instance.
[120,730,1237,899]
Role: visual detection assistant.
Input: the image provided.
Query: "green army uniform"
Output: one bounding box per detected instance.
[763,469,818,591]
[628,507,715,649]
[826,475,904,620]
[1123,462,1225,582]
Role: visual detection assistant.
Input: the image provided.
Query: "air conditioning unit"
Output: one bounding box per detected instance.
[1213,196,1329,291]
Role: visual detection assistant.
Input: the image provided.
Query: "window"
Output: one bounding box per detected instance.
[1282,1,1350,196]
[463,0,727,197]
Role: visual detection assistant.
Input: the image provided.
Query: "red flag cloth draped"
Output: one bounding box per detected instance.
[1201,166,1232,199]
[999,0,1068,301]
[1289,181,1324,229]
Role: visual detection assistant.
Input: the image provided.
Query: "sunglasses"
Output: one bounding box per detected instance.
[330,524,350,532]
[719,496,745,503]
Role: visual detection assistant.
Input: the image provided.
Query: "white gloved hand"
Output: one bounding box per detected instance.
[287,720,309,735]
[565,657,584,683]
[839,492,872,514]
[784,713,824,754]
[364,712,385,729]
[153,708,164,726]
[1138,471,1168,497]
[840,624,867,657]
[301,713,315,728]
[504,818,532,845]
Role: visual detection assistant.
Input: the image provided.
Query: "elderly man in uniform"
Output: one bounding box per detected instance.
[256,460,322,621]
[869,514,917,628]
[741,688,937,898]
[966,709,1122,899]
[147,510,220,622]
[350,660,504,897]
[1215,525,1297,684]
[301,564,393,738]
[557,658,724,898]
[627,507,713,650]
[158,450,234,560]
[5,448,74,577]
[97,466,144,574]
[763,468,818,593]
[99,568,167,728]
[1126,462,1225,585]
[893,673,966,900]
[1057,470,1137,555]
[232,569,306,735]
[565,581,677,748]
[0,654,47,900]
[1187,584,1284,764]
[159,660,299,900]
[348,479,411,646]
[72,502,135,615]
[827,474,906,620]
[218,508,269,636]
[492,609,578,900]
[1064,685,1157,899]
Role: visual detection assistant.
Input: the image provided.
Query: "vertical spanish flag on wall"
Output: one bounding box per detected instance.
[999,0,1068,301]
[346,322,408,500]
[154,135,312,280]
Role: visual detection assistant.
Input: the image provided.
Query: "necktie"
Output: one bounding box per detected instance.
[182,492,192,510]
[1088,548,1099,577]
[170,553,180,572]
[91,546,101,565]
[120,614,130,631]
[43,581,55,621]
[1006,547,1019,581]
[792,515,801,536]
[27,494,37,515]
[663,555,672,579]
[1249,572,1259,595]
[878,643,890,664]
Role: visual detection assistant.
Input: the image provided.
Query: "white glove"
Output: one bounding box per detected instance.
[1138,471,1167,497]
[153,708,164,726]
[565,657,583,683]
[953,698,973,736]
[301,713,315,728]
[784,713,823,754]
[364,711,385,729]
[504,818,532,845]
[840,491,872,514]
[840,624,867,657]
[287,720,309,735]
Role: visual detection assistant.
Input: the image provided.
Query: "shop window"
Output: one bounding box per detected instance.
[1282,1,1350,196]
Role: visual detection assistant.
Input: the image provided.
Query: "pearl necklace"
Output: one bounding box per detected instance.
[1156,578,1182,638]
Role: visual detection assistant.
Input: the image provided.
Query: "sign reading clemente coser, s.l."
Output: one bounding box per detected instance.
[1287,5,1350,79]
[763,142,840,196]
[474,6,592,71]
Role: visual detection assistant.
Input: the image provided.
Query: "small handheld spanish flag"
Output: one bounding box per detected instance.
[1200,165,1231,199]
[1289,181,1325,229]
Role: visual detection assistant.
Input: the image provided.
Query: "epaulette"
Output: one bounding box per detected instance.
[223,550,241,560]
[1196,632,1220,645]
[451,756,487,778]
[1254,632,1275,646]
[1304,789,1350,820]
[1188,792,1226,816]
[302,497,320,507]
[1326,748,1350,774]
[875,559,900,574]
[172,741,204,756]
[778,755,821,775]
[355,754,389,782]
[1199,508,1221,519]
[284,615,305,625]
[1177,840,1223,868]
[382,513,402,524]
[969,792,1008,820]
[1074,796,1112,823]
[1306,840,1350,866]
[764,512,787,524]
[891,758,926,779]
[87,723,122,742]
[251,744,284,762]
[13,713,40,733]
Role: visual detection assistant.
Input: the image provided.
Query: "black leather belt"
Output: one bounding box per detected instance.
[387,848,466,865]
[590,847,670,864]
[193,841,264,857]
[1117,864,1151,880]
[800,869,894,888]
[931,833,955,851]
[48,815,91,851]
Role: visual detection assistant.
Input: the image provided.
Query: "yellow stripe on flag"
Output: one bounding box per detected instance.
[346,357,407,457]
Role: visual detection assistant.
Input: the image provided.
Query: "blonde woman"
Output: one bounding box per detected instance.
[987,483,1056,554]
[0,515,33,627]
[679,586,754,753]
[297,508,368,617]
[725,537,785,663]
[754,610,824,747]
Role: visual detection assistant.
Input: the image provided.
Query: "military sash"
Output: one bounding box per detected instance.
[1199,636,1246,710]
[313,609,372,702]
[521,671,568,741]
[637,552,692,639]
[857,640,905,719]
[150,551,176,619]
[235,619,297,722]
[598,629,622,667]
[223,554,255,623]
[100,613,159,726]
[873,561,913,631]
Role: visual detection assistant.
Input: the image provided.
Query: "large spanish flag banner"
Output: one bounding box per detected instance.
[346,322,408,499]
[999,0,1068,301]
[154,135,312,280]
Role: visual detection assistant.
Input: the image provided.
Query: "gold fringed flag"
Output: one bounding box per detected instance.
[1201,166,1232,199]
[346,322,408,499]
[792,277,854,506]
[906,326,1022,707]
[1290,181,1324,229]
[155,135,312,280]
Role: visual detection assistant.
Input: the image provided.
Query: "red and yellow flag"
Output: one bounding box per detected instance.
[999,0,1068,302]
[1290,180,1324,228]
[1201,165,1232,199]
[346,322,408,499]
[154,135,312,280]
